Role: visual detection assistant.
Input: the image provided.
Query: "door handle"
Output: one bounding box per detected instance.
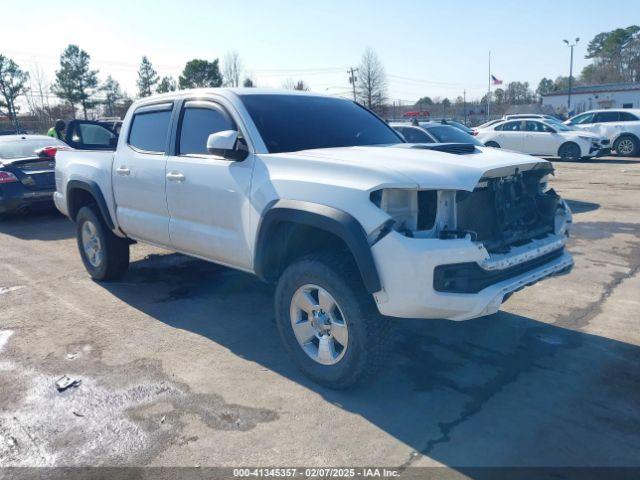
[116,166,130,176]
[166,171,185,182]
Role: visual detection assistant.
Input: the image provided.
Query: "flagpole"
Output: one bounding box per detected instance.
[487,51,491,120]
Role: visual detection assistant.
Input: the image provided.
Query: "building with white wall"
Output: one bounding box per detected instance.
[542,83,640,115]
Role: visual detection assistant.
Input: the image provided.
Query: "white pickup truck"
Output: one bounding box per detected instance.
[55,89,574,388]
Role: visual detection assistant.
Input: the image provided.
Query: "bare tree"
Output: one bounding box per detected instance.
[282,78,309,91]
[26,65,52,124]
[223,51,243,87]
[357,48,387,112]
[0,55,29,131]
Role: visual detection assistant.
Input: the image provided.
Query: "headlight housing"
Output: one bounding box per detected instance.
[370,188,444,236]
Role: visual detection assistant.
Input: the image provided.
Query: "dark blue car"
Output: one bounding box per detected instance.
[0,135,67,215]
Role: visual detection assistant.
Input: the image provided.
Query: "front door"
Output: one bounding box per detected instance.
[165,100,255,270]
[495,120,525,151]
[523,120,557,155]
[112,103,173,245]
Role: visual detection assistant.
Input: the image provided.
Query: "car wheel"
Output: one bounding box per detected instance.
[485,141,500,148]
[613,135,638,157]
[76,205,130,281]
[558,142,581,161]
[274,253,390,389]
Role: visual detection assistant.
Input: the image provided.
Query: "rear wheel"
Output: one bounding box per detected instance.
[613,135,638,157]
[76,205,129,280]
[274,253,390,389]
[558,142,581,161]
[485,141,500,148]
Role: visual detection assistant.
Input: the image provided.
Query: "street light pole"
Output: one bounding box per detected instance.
[563,37,580,113]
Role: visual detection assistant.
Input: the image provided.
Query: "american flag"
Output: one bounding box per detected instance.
[491,75,503,85]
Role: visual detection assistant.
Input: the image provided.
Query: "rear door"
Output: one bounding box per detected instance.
[112,103,174,245]
[164,99,255,270]
[495,121,525,151]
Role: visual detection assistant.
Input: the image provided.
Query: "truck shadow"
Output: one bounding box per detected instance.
[0,208,74,241]
[100,252,640,470]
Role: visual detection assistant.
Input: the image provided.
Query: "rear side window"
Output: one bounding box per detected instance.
[595,111,619,123]
[128,110,172,153]
[399,127,434,143]
[619,111,639,121]
[179,106,236,155]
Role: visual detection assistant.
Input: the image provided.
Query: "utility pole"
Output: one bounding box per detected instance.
[563,38,580,113]
[463,90,467,125]
[347,67,358,102]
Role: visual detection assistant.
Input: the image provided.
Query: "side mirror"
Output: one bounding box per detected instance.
[207,130,248,161]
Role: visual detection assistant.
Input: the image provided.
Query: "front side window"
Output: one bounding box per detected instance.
[179,106,236,155]
[74,123,116,146]
[128,110,172,153]
[240,94,402,153]
[499,121,522,132]
[525,121,554,133]
[570,112,595,125]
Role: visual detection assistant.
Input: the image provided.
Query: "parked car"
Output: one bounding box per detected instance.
[390,122,483,146]
[504,114,558,121]
[55,89,573,388]
[565,109,640,156]
[422,119,474,135]
[0,135,68,215]
[476,119,607,160]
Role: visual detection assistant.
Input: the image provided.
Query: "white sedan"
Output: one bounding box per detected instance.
[475,119,607,160]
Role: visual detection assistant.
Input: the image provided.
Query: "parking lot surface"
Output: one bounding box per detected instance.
[1,156,639,469]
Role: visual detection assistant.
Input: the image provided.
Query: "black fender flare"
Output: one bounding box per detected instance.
[254,199,382,294]
[66,179,116,230]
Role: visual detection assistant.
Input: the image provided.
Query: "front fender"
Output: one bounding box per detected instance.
[254,199,382,294]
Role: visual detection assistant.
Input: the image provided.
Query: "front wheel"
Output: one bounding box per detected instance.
[76,205,130,281]
[485,141,500,148]
[558,142,581,161]
[274,254,390,389]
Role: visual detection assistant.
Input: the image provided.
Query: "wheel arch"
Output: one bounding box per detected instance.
[613,132,640,150]
[254,199,382,294]
[66,179,116,230]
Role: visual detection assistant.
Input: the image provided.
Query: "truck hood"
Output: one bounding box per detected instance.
[290,144,550,191]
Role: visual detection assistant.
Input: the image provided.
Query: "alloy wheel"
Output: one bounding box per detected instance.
[289,284,349,365]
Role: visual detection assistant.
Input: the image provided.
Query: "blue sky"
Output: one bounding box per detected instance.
[1,0,634,103]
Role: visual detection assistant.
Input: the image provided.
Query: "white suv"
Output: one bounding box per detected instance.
[54,89,574,388]
[566,109,640,156]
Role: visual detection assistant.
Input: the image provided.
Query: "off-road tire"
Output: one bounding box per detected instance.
[274,253,391,389]
[76,205,129,281]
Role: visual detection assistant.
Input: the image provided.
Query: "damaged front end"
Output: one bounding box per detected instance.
[368,162,573,319]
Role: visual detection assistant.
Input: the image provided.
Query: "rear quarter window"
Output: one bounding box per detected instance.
[128,109,172,153]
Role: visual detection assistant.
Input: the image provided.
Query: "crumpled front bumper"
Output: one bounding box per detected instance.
[370,231,573,321]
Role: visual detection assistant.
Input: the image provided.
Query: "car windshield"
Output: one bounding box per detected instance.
[423,125,483,146]
[0,138,66,160]
[240,94,403,153]
[547,121,573,131]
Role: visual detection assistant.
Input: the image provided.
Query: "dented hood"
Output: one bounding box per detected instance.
[293,144,550,191]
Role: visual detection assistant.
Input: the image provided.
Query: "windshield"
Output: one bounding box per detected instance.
[424,125,483,146]
[0,138,66,160]
[240,94,403,153]
[547,121,573,131]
